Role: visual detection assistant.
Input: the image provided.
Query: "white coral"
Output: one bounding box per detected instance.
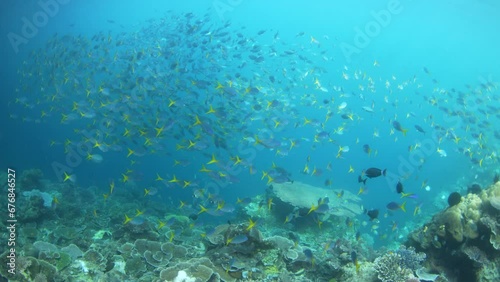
[75,259,89,274]
[172,270,195,282]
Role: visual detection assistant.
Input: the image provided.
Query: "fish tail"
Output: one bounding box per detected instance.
[363,178,367,185]
[400,201,407,212]
[382,169,387,176]
[402,128,408,136]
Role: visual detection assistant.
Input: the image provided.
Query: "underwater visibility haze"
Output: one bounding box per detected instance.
[1,0,500,281]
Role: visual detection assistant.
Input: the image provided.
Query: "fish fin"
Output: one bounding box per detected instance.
[400,201,407,212]
[382,169,387,176]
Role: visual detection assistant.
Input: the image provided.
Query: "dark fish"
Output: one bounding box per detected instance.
[303,249,313,260]
[315,204,329,213]
[362,144,371,154]
[351,251,358,264]
[396,181,404,194]
[493,174,499,184]
[364,168,386,178]
[366,209,379,220]
[358,175,367,185]
[188,213,198,221]
[386,201,406,212]
[414,125,426,134]
[318,197,329,205]
[392,121,407,135]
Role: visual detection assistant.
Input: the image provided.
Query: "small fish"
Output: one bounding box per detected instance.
[358,175,367,185]
[336,190,344,198]
[362,106,374,113]
[396,181,404,194]
[303,248,315,266]
[63,172,76,183]
[284,209,299,224]
[414,125,426,134]
[366,209,379,220]
[338,102,347,111]
[236,197,252,206]
[351,251,360,273]
[392,121,408,136]
[391,221,398,231]
[437,148,447,157]
[401,192,418,199]
[414,203,422,216]
[386,201,406,212]
[364,168,386,178]
[362,144,371,155]
[226,234,248,245]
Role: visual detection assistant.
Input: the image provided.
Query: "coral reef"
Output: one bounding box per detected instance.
[406,181,500,281]
[19,190,55,223]
[19,169,44,190]
[2,168,497,282]
[373,246,426,282]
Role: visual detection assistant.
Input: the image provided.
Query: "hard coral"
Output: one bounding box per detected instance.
[437,207,464,242]
[373,246,425,282]
[160,257,217,282]
[20,169,43,189]
[462,193,482,222]
[144,250,171,267]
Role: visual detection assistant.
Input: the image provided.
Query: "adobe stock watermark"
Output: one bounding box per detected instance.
[212,0,244,21]
[340,0,405,63]
[7,0,71,54]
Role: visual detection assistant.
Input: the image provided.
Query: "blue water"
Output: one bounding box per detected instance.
[1,0,499,275]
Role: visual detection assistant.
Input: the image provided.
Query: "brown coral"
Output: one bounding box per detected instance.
[437,207,463,242]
